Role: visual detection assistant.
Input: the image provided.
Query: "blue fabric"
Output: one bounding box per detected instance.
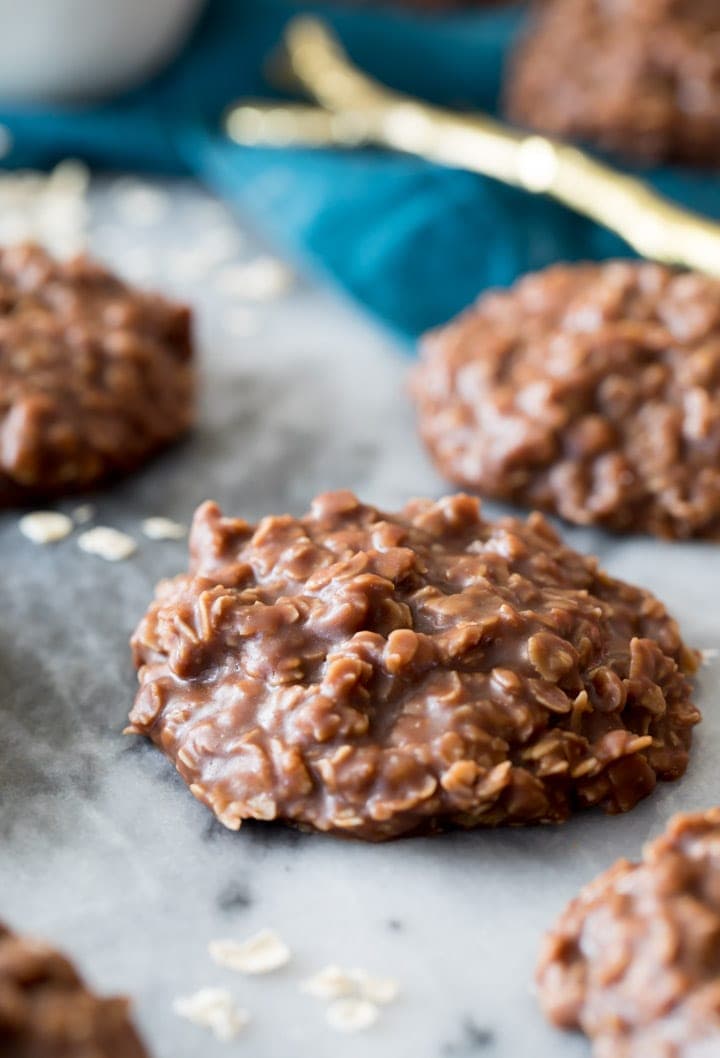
[2,0,720,342]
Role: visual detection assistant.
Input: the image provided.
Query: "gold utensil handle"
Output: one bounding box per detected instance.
[225,98,375,149]
[253,16,720,279]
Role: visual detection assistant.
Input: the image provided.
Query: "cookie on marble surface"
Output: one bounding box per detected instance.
[0,921,150,1057]
[412,261,720,539]
[537,808,720,1058]
[128,490,698,841]
[505,0,720,165]
[0,243,194,505]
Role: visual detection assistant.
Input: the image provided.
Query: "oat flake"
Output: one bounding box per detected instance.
[142,516,187,541]
[349,969,400,1005]
[301,965,399,1005]
[300,965,355,1001]
[172,987,249,1041]
[72,504,95,525]
[19,511,73,545]
[209,929,290,975]
[222,305,261,338]
[77,526,136,561]
[325,997,379,1033]
[112,181,169,227]
[216,256,293,301]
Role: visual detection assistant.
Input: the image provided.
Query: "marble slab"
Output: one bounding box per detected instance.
[1,178,719,1058]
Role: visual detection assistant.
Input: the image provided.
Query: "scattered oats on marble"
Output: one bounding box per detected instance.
[72,504,95,525]
[44,158,90,196]
[301,965,355,1001]
[349,969,400,1005]
[112,180,170,226]
[117,246,157,284]
[701,648,719,665]
[190,199,233,227]
[301,965,399,1005]
[142,516,187,541]
[19,511,74,545]
[172,988,249,1041]
[0,212,36,244]
[325,997,379,1033]
[198,226,245,262]
[209,929,291,975]
[222,305,262,338]
[165,248,217,285]
[0,159,88,255]
[216,256,293,301]
[77,527,137,562]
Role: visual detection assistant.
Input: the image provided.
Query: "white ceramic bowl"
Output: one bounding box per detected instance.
[0,0,206,102]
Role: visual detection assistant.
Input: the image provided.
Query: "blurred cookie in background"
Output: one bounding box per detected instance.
[537,809,720,1057]
[411,260,720,539]
[0,243,194,506]
[0,921,150,1057]
[505,0,720,165]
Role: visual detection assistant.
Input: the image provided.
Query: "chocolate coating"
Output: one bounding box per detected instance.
[0,922,149,1057]
[129,490,698,841]
[537,809,720,1058]
[505,0,720,165]
[0,243,194,505]
[412,261,720,539]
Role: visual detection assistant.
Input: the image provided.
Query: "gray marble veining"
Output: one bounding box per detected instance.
[1,178,719,1058]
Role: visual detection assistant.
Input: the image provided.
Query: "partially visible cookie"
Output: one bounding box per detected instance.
[129,490,698,841]
[0,921,150,1057]
[505,0,720,165]
[411,261,720,539]
[537,809,720,1058]
[0,243,194,505]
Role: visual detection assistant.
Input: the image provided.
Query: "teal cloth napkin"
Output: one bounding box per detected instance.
[2,0,719,340]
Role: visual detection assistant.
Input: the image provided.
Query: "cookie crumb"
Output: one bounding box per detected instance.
[19,511,73,544]
[142,516,187,541]
[78,526,136,561]
[172,987,249,1041]
[325,997,379,1033]
[209,929,290,975]
[700,648,719,665]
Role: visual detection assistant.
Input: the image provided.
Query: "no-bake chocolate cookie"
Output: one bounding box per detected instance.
[129,490,698,841]
[412,261,720,539]
[537,809,720,1058]
[0,243,193,505]
[0,922,149,1057]
[505,0,720,165]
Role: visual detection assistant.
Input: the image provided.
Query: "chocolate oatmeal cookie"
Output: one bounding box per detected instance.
[0,243,193,505]
[412,261,720,539]
[128,490,698,841]
[537,809,720,1058]
[505,0,720,165]
[0,922,150,1057]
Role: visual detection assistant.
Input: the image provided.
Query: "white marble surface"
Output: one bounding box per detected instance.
[1,178,719,1058]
